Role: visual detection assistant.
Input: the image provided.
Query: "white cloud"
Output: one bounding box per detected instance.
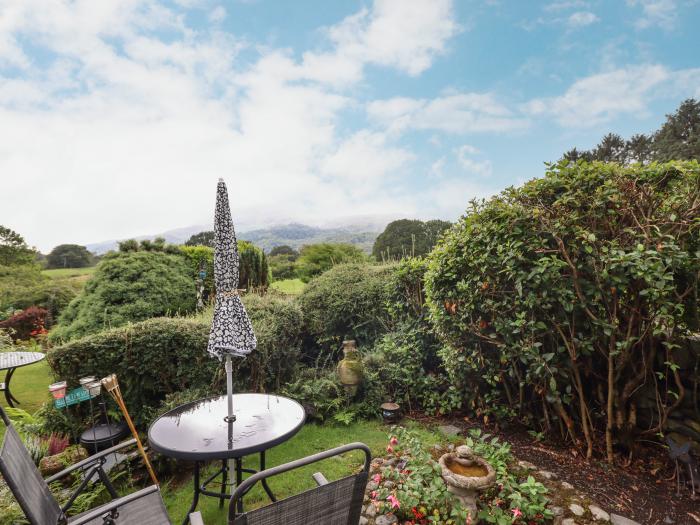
[367,92,528,134]
[543,1,589,12]
[627,0,679,30]
[523,64,700,127]
[429,157,446,178]
[456,145,493,178]
[0,0,466,251]
[209,6,227,23]
[567,11,599,27]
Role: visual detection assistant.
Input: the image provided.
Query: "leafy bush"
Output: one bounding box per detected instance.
[372,219,451,261]
[49,294,303,427]
[269,254,297,280]
[50,251,196,342]
[298,263,393,352]
[0,306,48,340]
[426,160,700,460]
[179,242,270,294]
[295,243,366,282]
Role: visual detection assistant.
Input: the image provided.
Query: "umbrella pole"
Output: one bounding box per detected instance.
[224,355,235,493]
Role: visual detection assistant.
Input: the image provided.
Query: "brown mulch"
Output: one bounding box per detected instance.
[408,413,699,525]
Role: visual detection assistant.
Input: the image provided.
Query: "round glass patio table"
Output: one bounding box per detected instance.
[148,393,305,524]
[0,352,45,408]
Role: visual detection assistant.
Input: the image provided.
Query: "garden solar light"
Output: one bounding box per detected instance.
[101,373,159,486]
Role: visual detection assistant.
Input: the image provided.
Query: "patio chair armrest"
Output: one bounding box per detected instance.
[190,511,205,525]
[68,485,160,525]
[45,438,137,483]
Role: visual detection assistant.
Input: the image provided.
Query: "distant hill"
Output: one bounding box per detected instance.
[86,220,388,254]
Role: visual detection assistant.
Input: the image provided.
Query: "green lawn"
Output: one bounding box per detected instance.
[270,279,305,295]
[42,267,96,279]
[0,358,444,523]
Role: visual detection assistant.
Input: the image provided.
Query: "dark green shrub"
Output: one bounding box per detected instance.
[49,294,303,427]
[0,265,80,321]
[295,243,366,282]
[298,263,393,352]
[426,160,700,460]
[269,254,297,280]
[46,244,92,269]
[50,251,196,342]
[372,219,451,261]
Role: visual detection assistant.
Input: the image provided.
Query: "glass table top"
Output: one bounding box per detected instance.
[0,352,45,371]
[148,393,305,460]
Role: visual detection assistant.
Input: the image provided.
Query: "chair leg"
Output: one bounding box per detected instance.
[236,458,243,514]
[219,459,227,509]
[260,451,276,502]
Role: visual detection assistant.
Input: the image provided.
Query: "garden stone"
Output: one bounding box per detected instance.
[367,481,379,491]
[39,445,88,477]
[550,506,564,517]
[538,470,557,480]
[438,424,461,436]
[589,505,610,521]
[359,517,368,525]
[560,481,574,490]
[569,503,585,516]
[383,481,395,490]
[562,519,577,525]
[375,514,398,525]
[518,460,537,470]
[365,504,377,518]
[610,514,641,525]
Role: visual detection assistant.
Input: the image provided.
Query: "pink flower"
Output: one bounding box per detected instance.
[386,494,400,509]
[371,491,377,499]
[512,507,523,519]
[466,514,473,525]
[386,445,394,453]
[372,473,381,483]
[390,436,398,446]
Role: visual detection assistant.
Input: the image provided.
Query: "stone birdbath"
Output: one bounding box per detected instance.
[439,445,497,520]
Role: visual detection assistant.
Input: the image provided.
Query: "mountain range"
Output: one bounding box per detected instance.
[85,217,393,254]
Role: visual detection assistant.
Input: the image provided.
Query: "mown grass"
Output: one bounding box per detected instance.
[269,279,305,295]
[42,267,96,279]
[0,361,446,523]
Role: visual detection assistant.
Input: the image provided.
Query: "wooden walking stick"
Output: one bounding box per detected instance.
[101,374,159,486]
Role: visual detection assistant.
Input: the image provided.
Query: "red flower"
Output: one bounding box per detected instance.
[512,507,523,518]
[411,507,424,519]
[390,436,398,446]
[386,445,394,453]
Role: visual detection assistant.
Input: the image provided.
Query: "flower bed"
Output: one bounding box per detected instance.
[362,427,552,525]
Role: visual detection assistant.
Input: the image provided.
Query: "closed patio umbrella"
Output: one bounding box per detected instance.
[208,179,257,424]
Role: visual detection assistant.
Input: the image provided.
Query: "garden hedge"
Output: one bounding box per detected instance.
[426,160,700,460]
[48,294,303,427]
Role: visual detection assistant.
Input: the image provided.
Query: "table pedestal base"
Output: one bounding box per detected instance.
[1,367,20,407]
[183,450,277,525]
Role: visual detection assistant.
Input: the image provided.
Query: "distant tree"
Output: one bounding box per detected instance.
[269,254,297,280]
[46,244,93,269]
[185,231,215,248]
[118,239,139,252]
[372,219,451,260]
[653,99,700,161]
[296,243,366,282]
[0,226,35,266]
[269,245,298,259]
[562,99,700,165]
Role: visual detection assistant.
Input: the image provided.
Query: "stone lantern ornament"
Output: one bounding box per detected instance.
[439,445,496,520]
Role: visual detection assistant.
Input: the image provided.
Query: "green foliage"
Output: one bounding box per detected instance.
[46,244,93,269]
[185,230,215,247]
[49,294,302,427]
[117,237,181,254]
[281,368,348,422]
[298,263,393,351]
[0,225,35,266]
[269,254,297,280]
[563,98,700,165]
[179,242,270,294]
[426,160,700,457]
[296,243,366,282]
[50,251,196,342]
[372,219,451,261]
[269,245,298,258]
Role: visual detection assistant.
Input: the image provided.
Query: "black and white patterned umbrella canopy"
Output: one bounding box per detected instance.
[207,180,257,360]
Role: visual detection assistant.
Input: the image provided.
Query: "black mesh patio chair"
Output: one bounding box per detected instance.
[0,405,171,525]
[190,442,371,525]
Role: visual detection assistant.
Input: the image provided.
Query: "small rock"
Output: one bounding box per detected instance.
[518,460,537,470]
[589,505,610,522]
[663,516,674,524]
[359,517,368,525]
[365,504,377,518]
[550,506,564,517]
[569,503,585,517]
[538,470,557,480]
[562,519,577,525]
[375,514,398,525]
[367,481,378,491]
[447,443,455,451]
[610,514,642,525]
[560,481,574,490]
[383,481,395,490]
[438,424,461,436]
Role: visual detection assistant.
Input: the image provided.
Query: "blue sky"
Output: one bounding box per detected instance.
[1,0,699,251]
